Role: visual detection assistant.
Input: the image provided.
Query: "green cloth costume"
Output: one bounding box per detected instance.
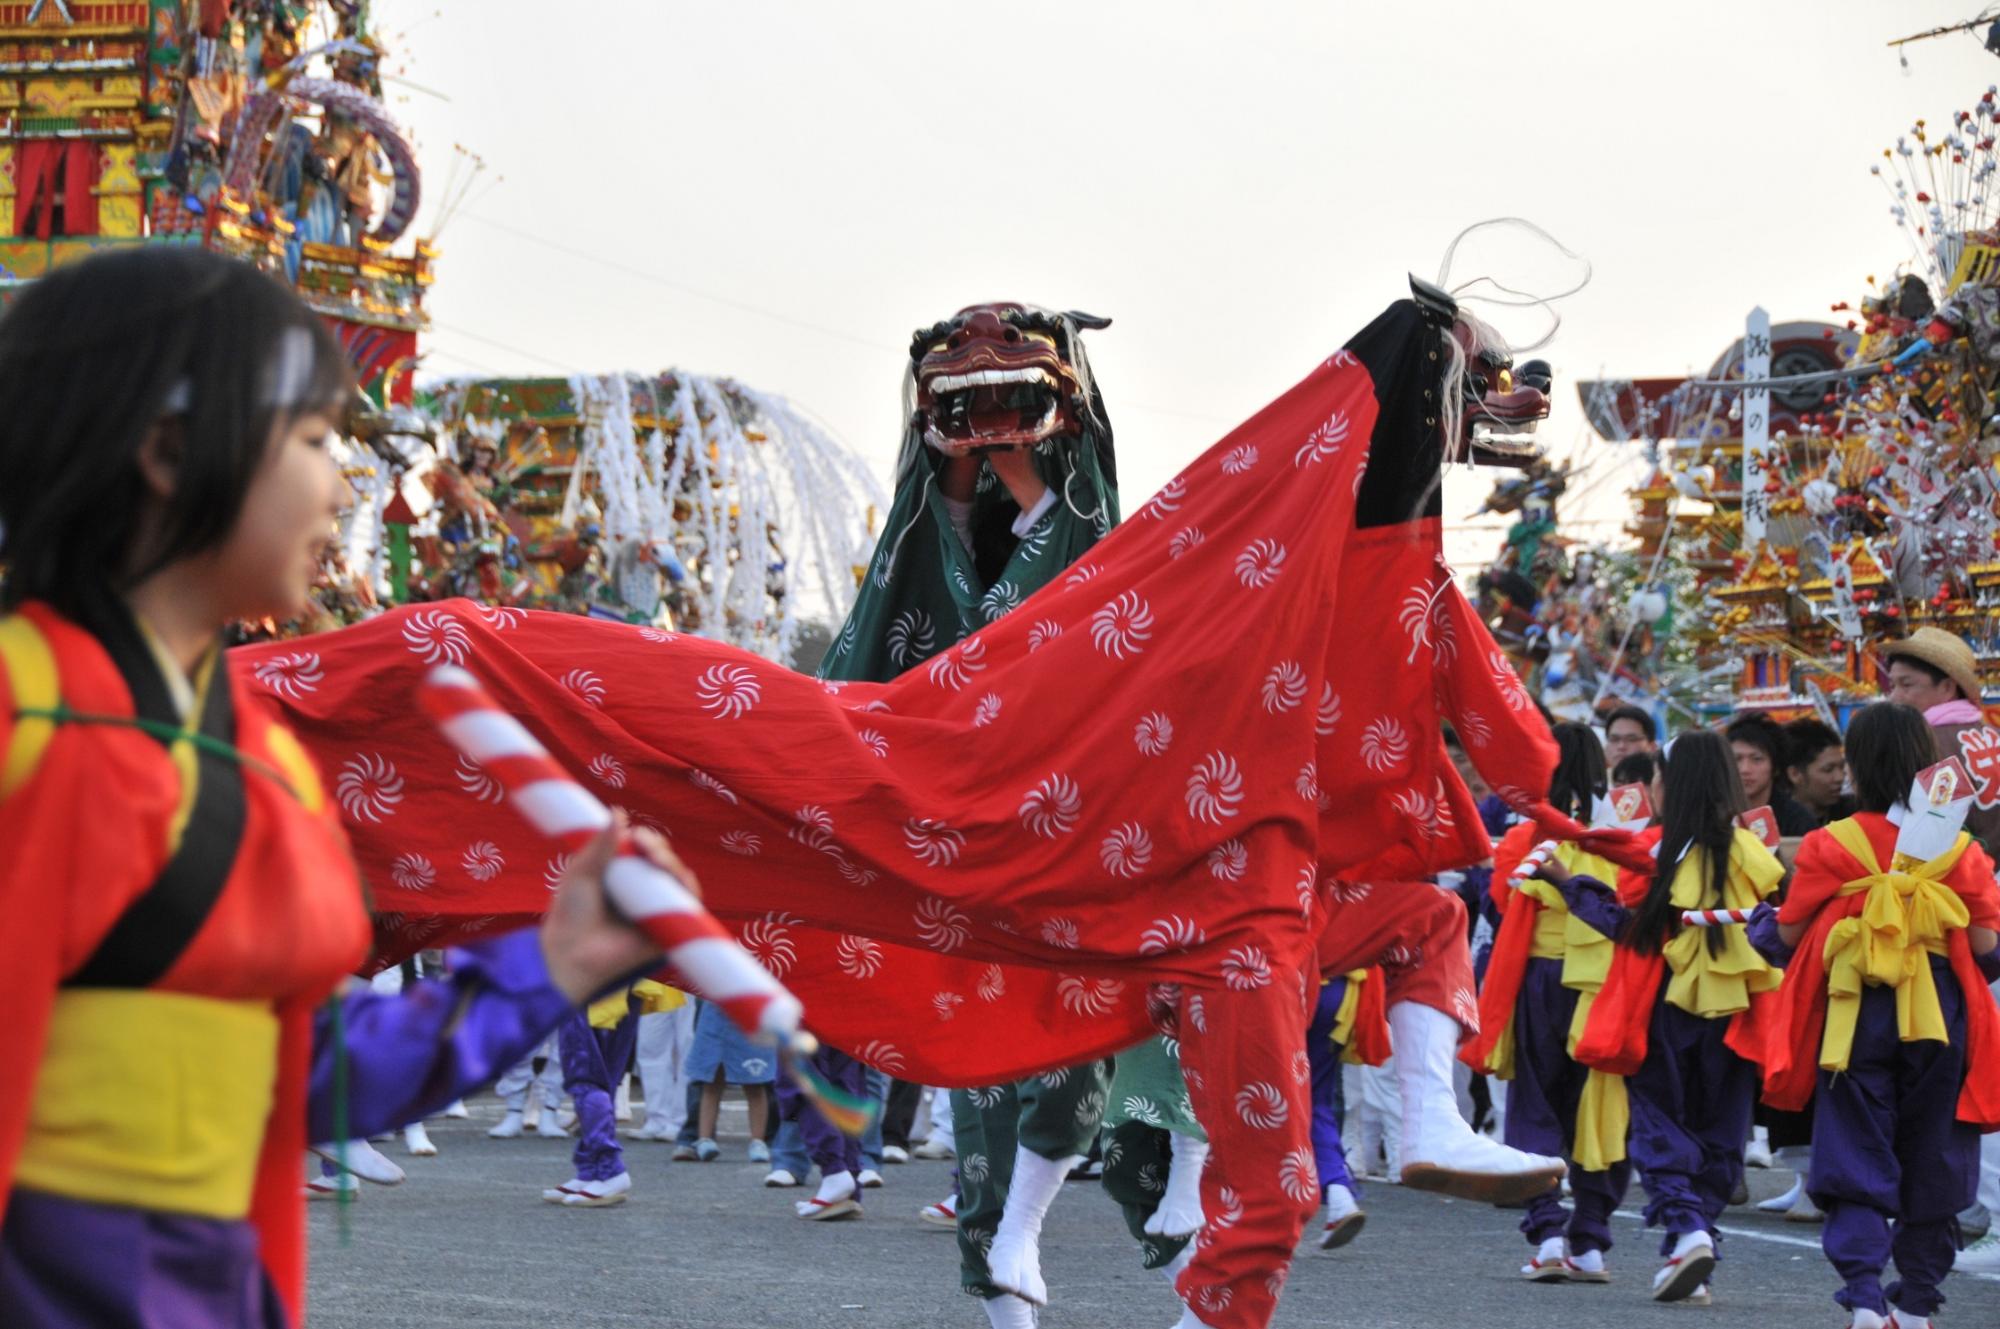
[818,438,1116,684]
[953,1063,1114,1296]
[1100,1034,1203,1270]
[814,309,1121,1300]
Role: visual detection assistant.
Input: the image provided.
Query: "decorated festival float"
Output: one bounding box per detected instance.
[1474,76,2000,728]
[0,1,883,662]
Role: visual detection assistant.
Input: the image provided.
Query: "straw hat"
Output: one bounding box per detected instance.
[1881,626,1984,704]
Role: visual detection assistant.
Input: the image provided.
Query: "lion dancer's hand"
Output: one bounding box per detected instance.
[1320,880,1565,1205]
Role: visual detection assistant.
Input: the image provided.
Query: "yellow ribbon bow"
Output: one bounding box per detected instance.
[1818,819,1971,1072]
[1660,830,1785,1019]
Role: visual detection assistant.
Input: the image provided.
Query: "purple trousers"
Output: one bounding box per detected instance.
[1,930,575,1328]
[1305,977,1359,1196]
[776,1047,865,1181]
[559,1001,641,1183]
[1505,959,1631,1253]
[1626,995,1756,1255]
[1810,955,1979,1319]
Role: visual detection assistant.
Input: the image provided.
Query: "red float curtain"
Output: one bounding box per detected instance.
[12,143,98,240]
[62,142,99,238]
[13,141,57,239]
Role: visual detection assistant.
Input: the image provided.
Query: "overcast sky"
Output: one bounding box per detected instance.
[372,1,2000,568]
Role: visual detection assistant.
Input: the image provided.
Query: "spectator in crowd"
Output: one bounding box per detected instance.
[1602,704,1659,768]
[1782,718,1852,827]
[1725,712,1818,836]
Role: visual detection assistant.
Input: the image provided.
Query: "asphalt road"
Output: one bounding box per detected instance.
[307,1098,2000,1329]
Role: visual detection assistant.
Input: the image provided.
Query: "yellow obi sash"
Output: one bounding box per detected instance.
[1519,846,1619,1052]
[1817,819,1971,1072]
[1329,968,1367,1060]
[1662,829,1784,1019]
[1514,848,1632,1170]
[17,989,278,1219]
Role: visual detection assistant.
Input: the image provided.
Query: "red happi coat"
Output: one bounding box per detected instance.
[238,298,1641,1086]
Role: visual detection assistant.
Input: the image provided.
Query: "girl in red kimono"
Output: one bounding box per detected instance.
[1765,703,2000,1329]
[0,247,665,1329]
[1527,730,1786,1306]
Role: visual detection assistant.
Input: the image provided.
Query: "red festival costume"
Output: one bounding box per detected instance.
[241,293,1643,1327]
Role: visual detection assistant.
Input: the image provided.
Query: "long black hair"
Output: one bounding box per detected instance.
[0,246,352,618]
[1623,730,1744,956]
[1549,721,1607,824]
[1844,703,1938,815]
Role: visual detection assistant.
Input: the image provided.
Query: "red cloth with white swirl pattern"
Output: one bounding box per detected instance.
[235,298,1605,1088]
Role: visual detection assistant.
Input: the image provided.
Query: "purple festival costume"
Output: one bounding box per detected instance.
[1811,956,1980,1320]
[558,998,643,1184]
[1304,976,1361,1199]
[776,1047,866,1185]
[1503,957,1630,1254]
[1,930,575,1329]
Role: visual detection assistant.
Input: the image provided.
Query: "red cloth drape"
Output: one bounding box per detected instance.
[239,300,1638,1087]
[12,142,98,240]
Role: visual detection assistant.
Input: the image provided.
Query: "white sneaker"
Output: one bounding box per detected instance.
[628,1122,673,1141]
[561,1172,632,1207]
[310,1139,405,1186]
[403,1122,437,1156]
[763,1169,800,1188]
[487,1109,525,1139]
[913,1139,955,1160]
[1955,1229,2000,1273]
[1651,1231,1716,1302]
[857,1168,884,1189]
[882,1145,911,1165]
[1522,1235,1569,1282]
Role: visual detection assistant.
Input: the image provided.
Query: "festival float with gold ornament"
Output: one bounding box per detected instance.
[1579,84,2000,722]
[1,1,882,665]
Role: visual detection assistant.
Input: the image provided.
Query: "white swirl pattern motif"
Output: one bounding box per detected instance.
[401,609,471,666]
[1018,772,1082,838]
[336,754,404,823]
[252,652,322,698]
[1099,822,1154,878]
[694,664,757,718]
[1185,752,1244,824]
[1090,590,1155,660]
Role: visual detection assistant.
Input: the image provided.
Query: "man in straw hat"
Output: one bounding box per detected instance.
[1881,625,2000,855]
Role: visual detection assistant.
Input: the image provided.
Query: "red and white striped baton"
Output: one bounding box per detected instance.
[419,664,810,1047]
[1508,840,1562,889]
[1680,908,1758,928]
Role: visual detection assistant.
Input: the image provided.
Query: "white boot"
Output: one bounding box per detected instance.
[403,1122,437,1156]
[1145,1133,1208,1237]
[984,1148,1080,1306]
[981,1295,1038,1329]
[1389,1001,1564,1204]
[487,1108,525,1139]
